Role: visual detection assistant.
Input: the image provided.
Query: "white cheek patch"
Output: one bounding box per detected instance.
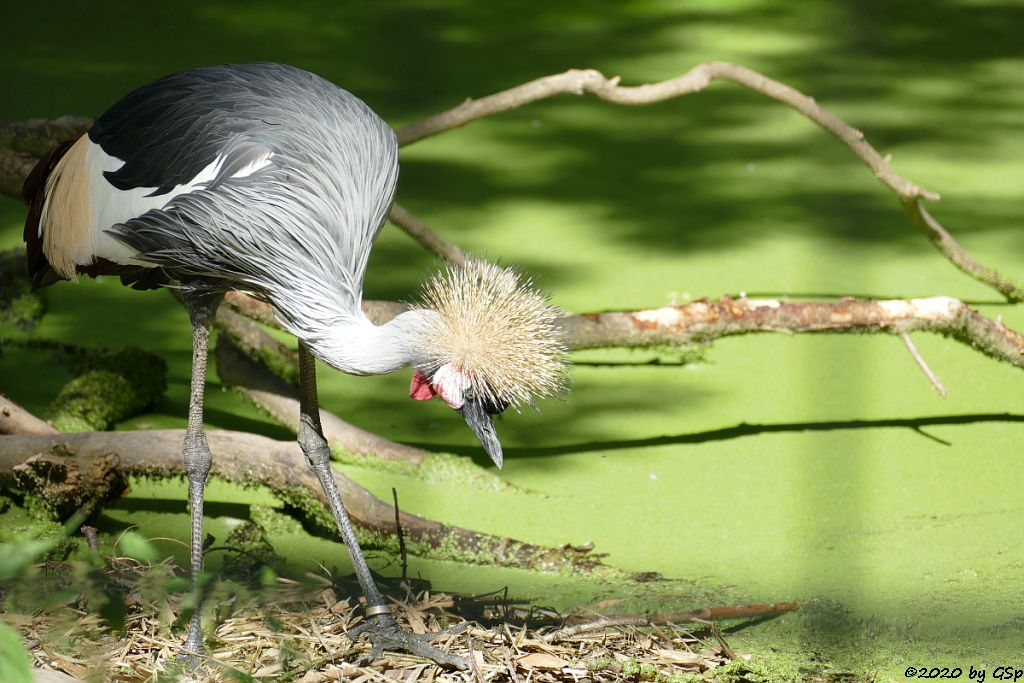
[432,364,471,409]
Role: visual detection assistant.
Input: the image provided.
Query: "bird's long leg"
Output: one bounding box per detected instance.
[296,343,470,670]
[177,292,222,667]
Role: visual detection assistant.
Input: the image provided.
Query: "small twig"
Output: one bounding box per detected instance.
[80,525,100,554]
[467,632,485,683]
[900,331,948,397]
[388,203,468,266]
[392,487,408,581]
[692,618,737,661]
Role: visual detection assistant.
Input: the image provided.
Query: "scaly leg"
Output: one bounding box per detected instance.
[177,293,221,667]
[296,343,469,669]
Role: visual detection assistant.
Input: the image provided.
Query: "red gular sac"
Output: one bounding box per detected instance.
[409,368,438,401]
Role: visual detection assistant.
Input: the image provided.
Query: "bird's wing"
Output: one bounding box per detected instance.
[89,65,280,196]
[88,64,398,329]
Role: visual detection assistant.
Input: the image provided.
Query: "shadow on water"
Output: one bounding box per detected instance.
[408,412,1024,461]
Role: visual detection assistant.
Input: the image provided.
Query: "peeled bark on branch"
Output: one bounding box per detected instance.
[561,295,1024,365]
[0,430,604,574]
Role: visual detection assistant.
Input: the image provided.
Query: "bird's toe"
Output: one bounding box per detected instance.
[349,613,471,670]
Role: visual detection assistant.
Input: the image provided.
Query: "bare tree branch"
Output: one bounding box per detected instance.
[0,430,605,574]
[0,148,35,200]
[0,394,58,435]
[563,295,1024,366]
[388,203,468,266]
[0,116,93,156]
[224,291,1024,370]
[394,63,1023,300]
[5,59,1021,299]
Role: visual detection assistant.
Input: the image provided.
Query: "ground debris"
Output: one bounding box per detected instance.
[2,557,742,682]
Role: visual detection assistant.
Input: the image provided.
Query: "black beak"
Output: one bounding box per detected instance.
[457,397,503,468]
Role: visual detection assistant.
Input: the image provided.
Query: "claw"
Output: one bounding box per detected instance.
[348,613,471,670]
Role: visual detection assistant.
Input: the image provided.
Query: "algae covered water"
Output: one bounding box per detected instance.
[3,2,1024,679]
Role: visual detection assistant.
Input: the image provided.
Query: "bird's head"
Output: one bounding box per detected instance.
[407,259,567,468]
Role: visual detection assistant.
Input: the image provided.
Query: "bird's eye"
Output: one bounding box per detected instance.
[463,386,475,401]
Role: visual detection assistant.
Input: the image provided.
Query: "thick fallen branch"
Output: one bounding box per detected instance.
[394,63,1023,300]
[0,430,604,574]
[0,117,92,200]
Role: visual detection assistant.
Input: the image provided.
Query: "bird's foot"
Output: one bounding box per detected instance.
[174,627,204,670]
[348,612,471,670]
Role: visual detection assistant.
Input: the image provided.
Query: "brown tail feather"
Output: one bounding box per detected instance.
[22,132,86,286]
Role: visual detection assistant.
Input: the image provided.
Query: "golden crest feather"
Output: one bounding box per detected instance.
[415,259,567,409]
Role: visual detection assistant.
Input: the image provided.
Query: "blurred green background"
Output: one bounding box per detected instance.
[2,1,1024,679]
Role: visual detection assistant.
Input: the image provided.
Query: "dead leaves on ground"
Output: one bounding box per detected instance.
[5,557,741,682]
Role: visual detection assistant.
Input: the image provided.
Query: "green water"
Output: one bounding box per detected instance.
[3,1,1024,679]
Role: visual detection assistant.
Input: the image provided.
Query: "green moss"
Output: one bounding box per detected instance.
[0,247,44,332]
[622,659,659,681]
[49,347,167,431]
[249,504,303,536]
[255,345,299,387]
[331,445,514,492]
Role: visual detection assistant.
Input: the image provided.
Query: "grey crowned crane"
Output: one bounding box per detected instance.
[23,62,566,670]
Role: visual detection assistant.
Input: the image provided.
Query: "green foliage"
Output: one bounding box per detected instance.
[117,531,160,563]
[0,514,88,682]
[0,622,33,683]
[0,512,83,581]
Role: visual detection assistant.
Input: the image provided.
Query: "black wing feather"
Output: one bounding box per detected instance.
[89,63,292,195]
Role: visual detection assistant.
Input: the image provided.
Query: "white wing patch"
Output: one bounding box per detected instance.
[87,142,272,266]
[231,150,275,179]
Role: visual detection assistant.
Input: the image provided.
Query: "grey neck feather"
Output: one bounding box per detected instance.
[299,308,436,376]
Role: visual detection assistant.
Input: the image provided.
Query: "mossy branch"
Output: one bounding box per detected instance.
[0,431,606,574]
